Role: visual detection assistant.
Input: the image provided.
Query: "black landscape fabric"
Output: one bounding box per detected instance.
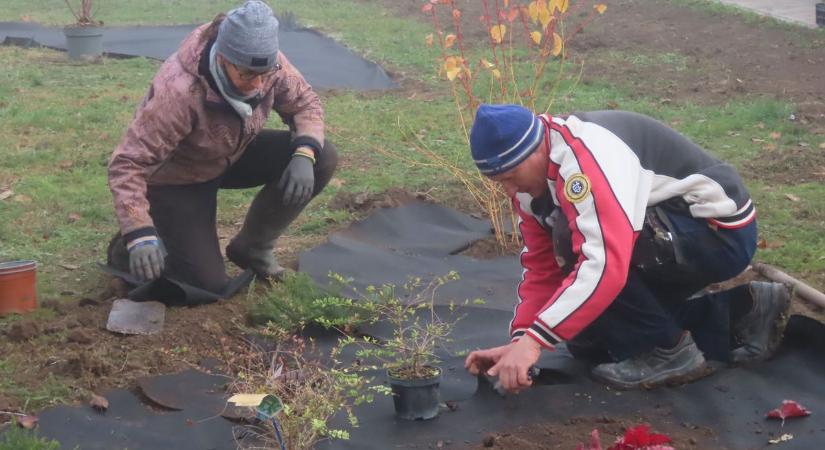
[20,202,825,449]
[0,21,397,91]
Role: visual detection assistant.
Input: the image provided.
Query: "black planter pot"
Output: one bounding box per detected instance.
[388,367,441,420]
[63,25,104,60]
[817,3,825,28]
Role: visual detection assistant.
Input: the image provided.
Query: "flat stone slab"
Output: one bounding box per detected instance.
[717,0,819,27]
[106,299,165,335]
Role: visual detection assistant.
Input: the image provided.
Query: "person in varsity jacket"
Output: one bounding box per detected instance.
[464,104,790,391]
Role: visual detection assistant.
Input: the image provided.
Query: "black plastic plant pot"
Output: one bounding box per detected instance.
[388,366,442,421]
[817,3,825,28]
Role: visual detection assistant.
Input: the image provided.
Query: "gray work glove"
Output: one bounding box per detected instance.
[278,154,315,206]
[129,239,165,282]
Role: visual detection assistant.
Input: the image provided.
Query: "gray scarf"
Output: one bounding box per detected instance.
[209,44,256,119]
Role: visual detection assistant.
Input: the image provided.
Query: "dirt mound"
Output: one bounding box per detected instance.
[461,415,716,449]
[6,320,40,342]
[459,235,521,259]
[328,187,425,213]
[0,288,258,410]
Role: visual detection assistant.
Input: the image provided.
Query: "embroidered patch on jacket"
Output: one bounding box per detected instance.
[563,173,591,203]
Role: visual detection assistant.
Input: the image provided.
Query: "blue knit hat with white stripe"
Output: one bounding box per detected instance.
[470,104,544,176]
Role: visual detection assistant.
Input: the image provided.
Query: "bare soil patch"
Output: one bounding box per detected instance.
[328,186,425,214]
[383,0,825,112]
[460,415,718,449]
[0,287,257,411]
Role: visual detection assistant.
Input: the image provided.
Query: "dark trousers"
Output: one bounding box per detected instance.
[571,210,758,362]
[144,130,338,294]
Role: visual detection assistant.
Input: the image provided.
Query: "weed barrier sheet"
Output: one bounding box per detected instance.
[18,202,825,449]
[299,201,825,450]
[0,21,397,91]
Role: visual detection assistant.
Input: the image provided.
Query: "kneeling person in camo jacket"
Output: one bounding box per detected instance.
[107,1,336,293]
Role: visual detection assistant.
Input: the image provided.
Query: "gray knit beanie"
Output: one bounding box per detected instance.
[215,1,280,72]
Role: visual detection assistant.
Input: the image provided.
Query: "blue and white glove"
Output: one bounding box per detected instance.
[127,237,165,282]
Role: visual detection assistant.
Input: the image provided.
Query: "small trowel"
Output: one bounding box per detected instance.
[476,365,573,396]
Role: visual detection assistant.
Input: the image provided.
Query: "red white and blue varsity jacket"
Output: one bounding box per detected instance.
[511,110,756,349]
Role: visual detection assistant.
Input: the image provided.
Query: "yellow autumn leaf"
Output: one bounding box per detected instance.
[480,58,495,69]
[528,1,538,22]
[538,7,552,28]
[490,24,507,44]
[551,32,563,56]
[530,31,542,45]
[491,68,501,79]
[444,56,461,81]
[228,394,268,407]
[595,3,607,14]
[550,0,569,13]
[445,34,456,49]
[425,33,434,47]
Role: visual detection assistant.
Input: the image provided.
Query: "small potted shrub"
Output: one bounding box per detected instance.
[356,273,459,421]
[63,0,104,60]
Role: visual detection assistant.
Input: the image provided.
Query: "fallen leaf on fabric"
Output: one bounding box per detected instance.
[90,393,109,412]
[228,393,268,407]
[608,424,673,450]
[784,194,800,202]
[767,400,811,425]
[768,433,794,444]
[18,415,38,429]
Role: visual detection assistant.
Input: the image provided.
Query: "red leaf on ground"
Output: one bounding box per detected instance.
[609,424,673,450]
[767,400,811,425]
[17,415,38,429]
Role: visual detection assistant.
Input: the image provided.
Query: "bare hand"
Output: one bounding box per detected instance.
[487,336,544,393]
[464,344,513,376]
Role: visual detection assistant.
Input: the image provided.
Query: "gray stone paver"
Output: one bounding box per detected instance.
[717,0,820,28]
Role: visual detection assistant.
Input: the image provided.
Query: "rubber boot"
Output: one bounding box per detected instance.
[226,182,304,281]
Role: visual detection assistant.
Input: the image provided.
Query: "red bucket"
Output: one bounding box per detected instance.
[0,260,38,315]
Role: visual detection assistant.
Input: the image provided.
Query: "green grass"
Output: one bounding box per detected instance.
[0,427,61,450]
[1,0,439,74]
[0,360,73,410]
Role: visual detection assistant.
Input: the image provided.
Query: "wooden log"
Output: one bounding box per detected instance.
[752,263,825,309]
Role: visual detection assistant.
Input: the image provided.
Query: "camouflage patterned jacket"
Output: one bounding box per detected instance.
[108,22,324,242]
